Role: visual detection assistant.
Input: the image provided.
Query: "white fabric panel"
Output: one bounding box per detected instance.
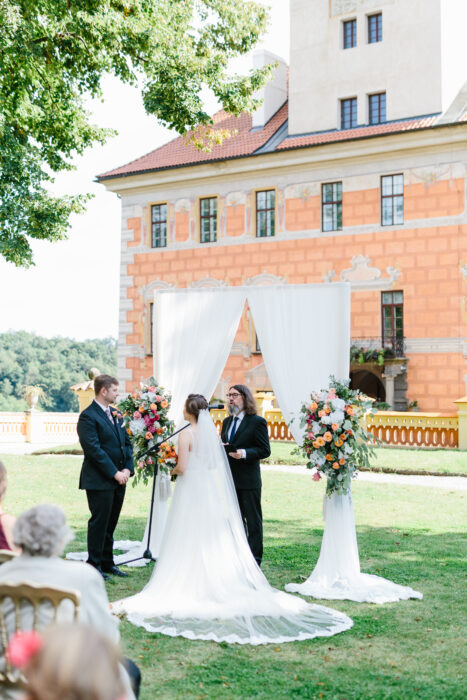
[285,490,423,603]
[248,283,350,443]
[154,287,247,422]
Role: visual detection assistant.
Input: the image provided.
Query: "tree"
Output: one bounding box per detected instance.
[0,0,271,266]
[0,331,117,412]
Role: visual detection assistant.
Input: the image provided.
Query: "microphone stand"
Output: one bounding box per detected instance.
[118,422,191,566]
[118,404,225,567]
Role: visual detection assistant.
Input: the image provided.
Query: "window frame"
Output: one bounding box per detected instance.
[199,196,218,244]
[368,13,383,44]
[368,92,386,125]
[255,188,276,238]
[381,291,404,351]
[146,301,154,356]
[150,202,168,249]
[381,174,404,226]
[321,182,343,232]
[343,18,357,49]
[340,97,358,130]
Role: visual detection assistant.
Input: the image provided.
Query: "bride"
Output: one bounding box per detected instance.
[111,394,353,645]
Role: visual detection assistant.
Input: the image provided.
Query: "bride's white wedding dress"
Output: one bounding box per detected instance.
[111,411,353,645]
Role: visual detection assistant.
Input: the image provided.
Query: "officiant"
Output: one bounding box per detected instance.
[221,385,270,566]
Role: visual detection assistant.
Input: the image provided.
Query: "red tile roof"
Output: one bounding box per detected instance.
[98,103,288,179]
[276,115,439,150]
[98,104,464,181]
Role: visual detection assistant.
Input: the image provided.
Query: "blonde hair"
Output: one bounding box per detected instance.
[24,623,125,700]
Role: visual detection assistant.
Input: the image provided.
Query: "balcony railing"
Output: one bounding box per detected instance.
[351,336,405,360]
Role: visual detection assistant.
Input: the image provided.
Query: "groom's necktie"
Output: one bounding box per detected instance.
[105,407,114,424]
[229,416,239,441]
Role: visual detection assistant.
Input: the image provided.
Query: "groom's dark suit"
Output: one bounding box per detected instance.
[221,413,270,565]
[78,400,134,572]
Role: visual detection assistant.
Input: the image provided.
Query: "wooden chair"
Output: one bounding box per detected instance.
[0,582,81,690]
[0,550,18,564]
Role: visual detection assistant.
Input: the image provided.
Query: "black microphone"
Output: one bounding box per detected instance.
[208,403,224,410]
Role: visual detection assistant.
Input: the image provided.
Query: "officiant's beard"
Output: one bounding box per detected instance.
[228,404,241,416]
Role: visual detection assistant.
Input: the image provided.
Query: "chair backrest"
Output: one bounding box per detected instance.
[0,581,81,688]
[0,550,18,565]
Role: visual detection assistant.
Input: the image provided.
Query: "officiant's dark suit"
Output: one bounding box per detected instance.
[78,375,134,577]
[222,385,270,565]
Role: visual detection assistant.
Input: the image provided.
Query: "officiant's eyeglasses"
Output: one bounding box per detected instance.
[226,392,241,398]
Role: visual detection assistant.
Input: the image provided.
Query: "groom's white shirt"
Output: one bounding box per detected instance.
[229,411,246,458]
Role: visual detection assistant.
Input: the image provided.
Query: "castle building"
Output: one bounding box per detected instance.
[99,0,467,412]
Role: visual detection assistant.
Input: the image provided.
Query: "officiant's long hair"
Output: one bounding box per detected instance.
[229,385,257,415]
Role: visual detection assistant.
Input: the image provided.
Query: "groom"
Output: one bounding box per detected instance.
[77,374,134,580]
[221,385,270,566]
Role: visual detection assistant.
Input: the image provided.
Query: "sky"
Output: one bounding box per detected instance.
[0,1,290,341]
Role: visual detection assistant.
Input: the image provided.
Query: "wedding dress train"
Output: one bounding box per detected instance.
[111,411,353,645]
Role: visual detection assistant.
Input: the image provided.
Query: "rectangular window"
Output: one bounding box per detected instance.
[368,13,382,43]
[341,98,357,129]
[369,93,386,125]
[343,19,357,49]
[151,204,167,248]
[200,197,217,243]
[148,302,154,355]
[256,190,275,237]
[381,291,403,355]
[381,174,404,225]
[254,333,261,354]
[322,182,343,232]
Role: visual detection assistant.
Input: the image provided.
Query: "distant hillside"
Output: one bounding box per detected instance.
[0,331,117,412]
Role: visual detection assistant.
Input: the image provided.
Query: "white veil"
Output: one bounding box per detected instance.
[111,410,353,644]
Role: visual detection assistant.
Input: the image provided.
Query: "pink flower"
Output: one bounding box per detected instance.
[307,431,315,440]
[312,472,322,482]
[133,411,142,419]
[147,457,153,465]
[7,631,43,668]
[154,395,162,402]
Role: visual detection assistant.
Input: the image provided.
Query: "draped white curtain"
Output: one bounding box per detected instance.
[248,284,350,443]
[135,287,247,559]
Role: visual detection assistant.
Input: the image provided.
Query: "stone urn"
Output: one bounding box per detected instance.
[23,385,45,410]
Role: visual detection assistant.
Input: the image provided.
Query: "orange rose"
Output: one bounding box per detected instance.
[345,406,355,416]
[160,400,168,409]
[323,432,332,442]
[334,439,343,447]
[310,402,318,411]
[157,428,163,435]
[127,428,132,436]
[145,432,153,440]
[332,462,340,470]
[331,423,339,431]
[318,410,325,417]
[313,441,320,449]
[325,406,330,414]
[326,454,333,461]
[139,405,145,413]
[150,403,157,411]
[339,458,345,465]
[317,437,325,447]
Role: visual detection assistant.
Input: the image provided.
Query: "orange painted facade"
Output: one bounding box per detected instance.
[118,170,467,413]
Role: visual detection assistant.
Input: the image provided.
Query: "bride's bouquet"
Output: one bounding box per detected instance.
[297,377,375,496]
[118,378,176,486]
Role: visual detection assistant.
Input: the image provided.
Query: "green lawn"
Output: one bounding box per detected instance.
[34,442,467,476]
[0,454,465,699]
[267,442,467,476]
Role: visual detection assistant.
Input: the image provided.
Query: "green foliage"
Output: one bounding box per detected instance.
[0,0,271,266]
[0,331,116,412]
[350,345,394,366]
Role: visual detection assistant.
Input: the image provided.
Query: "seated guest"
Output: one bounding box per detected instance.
[0,504,140,699]
[0,461,20,553]
[18,623,126,700]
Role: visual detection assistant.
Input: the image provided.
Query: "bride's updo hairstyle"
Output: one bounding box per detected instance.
[185,394,209,420]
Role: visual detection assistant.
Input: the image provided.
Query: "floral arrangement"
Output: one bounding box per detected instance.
[117,378,176,485]
[297,377,376,496]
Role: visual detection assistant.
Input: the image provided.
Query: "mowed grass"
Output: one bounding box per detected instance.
[267,442,467,476]
[0,454,465,699]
